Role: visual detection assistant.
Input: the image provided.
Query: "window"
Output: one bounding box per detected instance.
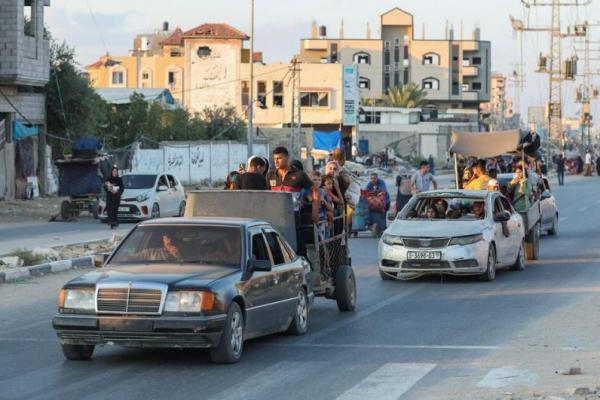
[422,77,439,90]
[197,46,212,57]
[423,53,440,65]
[24,2,35,37]
[358,77,370,90]
[353,52,370,64]
[277,236,296,263]
[111,71,124,85]
[264,232,285,265]
[394,46,400,63]
[472,82,482,91]
[273,80,284,107]
[403,69,409,85]
[168,71,176,85]
[300,91,329,107]
[251,233,271,263]
[384,50,391,65]
[403,45,409,60]
[384,41,391,49]
[330,43,338,63]
[472,57,482,65]
[359,111,381,124]
[462,83,470,92]
[257,81,266,108]
[384,73,390,91]
[463,58,471,67]
[142,72,149,80]
[170,48,182,57]
[241,81,249,106]
[394,71,400,87]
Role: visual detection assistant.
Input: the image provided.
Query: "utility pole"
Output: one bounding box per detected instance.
[289,57,302,158]
[510,0,591,156]
[247,0,255,157]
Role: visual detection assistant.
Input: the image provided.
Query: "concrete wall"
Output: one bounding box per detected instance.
[130,141,269,184]
[0,86,45,123]
[0,143,15,200]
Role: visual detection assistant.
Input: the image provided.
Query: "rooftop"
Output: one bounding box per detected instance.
[181,23,249,40]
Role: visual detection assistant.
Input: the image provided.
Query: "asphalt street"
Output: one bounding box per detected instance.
[1,174,600,399]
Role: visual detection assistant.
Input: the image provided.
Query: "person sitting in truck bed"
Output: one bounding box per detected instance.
[234,156,268,190]
[507,166,533,212]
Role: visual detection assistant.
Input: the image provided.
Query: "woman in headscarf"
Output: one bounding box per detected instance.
[104,167,124,229]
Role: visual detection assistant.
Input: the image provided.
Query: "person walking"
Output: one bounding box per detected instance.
[584,149,593,176]
[555,154,565,186]
[104,166,124,229]
[411,161,438,193]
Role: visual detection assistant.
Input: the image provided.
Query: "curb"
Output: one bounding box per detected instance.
[0,256,94,284]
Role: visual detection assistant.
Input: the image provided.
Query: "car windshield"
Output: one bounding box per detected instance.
[109,225,242,267]
[122,175,156,189]
[399,196,487,221]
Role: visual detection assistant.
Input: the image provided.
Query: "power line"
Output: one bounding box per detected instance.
[85,0,109,55]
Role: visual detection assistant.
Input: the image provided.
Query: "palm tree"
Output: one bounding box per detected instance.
[385,83,428,108]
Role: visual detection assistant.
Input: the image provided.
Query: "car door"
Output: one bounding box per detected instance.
[154,175,170,214]
[243,229,280,336]
[500,196,522,261]
[491,196,511,265]
[166,175,180,215]
[263,230,300,329]
[539,179,555,228]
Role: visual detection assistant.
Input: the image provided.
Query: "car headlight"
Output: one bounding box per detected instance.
[164,291,215,313]
[449,234,484,246]
[382,234,404,246]
[59,288,95,311]
[136,192,151,202]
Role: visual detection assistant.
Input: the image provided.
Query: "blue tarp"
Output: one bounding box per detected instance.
[313,130,341,151]
[13,121,38,141]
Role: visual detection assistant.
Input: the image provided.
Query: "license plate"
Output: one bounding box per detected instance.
[118,207,129,212]
[407,251,441,260]
[99,319,153,332]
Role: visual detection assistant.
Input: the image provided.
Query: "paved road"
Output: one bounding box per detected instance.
[1,174,599,399]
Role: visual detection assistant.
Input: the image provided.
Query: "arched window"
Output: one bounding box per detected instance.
[109,65,127,87]
[422,77,440,90]
[422,52,440,65]
[140,68,152,88]
[358,77,370,90]
[353,52,371,65]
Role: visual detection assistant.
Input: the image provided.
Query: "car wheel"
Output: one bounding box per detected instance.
[335,265,356,312]
[178,201,186,217]
[210,302,244,364]
[60,200,71,221]
[478,245,496,282]
[379,269,396,280]
[61,344,94,361]
[548,213,558,235]
[525,223,541,260]
[151,203,160,219]
[287,289,308,335]
[510,241,526,271]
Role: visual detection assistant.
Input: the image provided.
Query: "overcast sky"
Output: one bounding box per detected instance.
[46,0,600,118]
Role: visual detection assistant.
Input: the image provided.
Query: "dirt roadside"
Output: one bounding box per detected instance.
[0,197,68,223]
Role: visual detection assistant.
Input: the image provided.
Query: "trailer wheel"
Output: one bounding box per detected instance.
[61,200,71,221]
[335,265,356,312]
[525,223,540,260]
[92,200,100,219]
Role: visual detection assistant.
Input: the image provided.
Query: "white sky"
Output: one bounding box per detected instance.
[46,0,600,119]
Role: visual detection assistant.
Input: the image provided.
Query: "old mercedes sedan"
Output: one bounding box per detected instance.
[378,190,526,281]
[53,217,313,363]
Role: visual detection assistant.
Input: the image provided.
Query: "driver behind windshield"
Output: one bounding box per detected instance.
[134,234,183,261]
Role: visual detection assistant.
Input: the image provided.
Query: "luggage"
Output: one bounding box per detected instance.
[367,191,387,213]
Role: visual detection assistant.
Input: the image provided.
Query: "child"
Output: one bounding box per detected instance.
[308,171,332,238]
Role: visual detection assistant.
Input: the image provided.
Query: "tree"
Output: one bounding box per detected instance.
[385,83,428,108]
[45,39,109,149]
[197,105,245,141]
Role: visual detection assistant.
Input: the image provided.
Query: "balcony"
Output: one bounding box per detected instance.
[462,41,479,52]
[302,39,329,51]
[462,66,478,77]
[461,91,479,101]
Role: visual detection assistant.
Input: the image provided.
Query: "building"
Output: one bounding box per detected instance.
[299,7,491,113]
[0,0,50,199]
[86,22,359,149]
[481,73,515,130]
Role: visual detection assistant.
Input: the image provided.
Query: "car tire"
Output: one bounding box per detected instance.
[525,223,541,260]
[510,241,526,271]
[60,200,71,221]
[478,245,496,282]
[548,214,558,235]
[210,302,244,364]
[61,344,94,361]
[286,289,308,335]
[151,203,160,219]
[335,265,356,312]
[178,201,186,217]
[379,269,396,280]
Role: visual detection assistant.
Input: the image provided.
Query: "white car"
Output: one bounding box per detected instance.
[378,190,526,282]
[99,173,186,221]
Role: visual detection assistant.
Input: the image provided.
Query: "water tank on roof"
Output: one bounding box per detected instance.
[319,25,327,38]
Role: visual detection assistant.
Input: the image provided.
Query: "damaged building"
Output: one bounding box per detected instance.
[0,0,50,200]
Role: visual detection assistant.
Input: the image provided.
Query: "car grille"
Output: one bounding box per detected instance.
[401,260,451,269]
[402,238,450,249]
[96,284,166,315]
[454,259,479,269]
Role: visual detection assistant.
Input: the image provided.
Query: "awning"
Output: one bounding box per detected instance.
[448,129,521,158]
[313,130,341,151]
[13,121,39,141]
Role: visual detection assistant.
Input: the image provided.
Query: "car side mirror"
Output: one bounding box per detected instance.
[494,211,510,222]
[94,253,109,268]
[157,185,168,192]
[248,259,272,272]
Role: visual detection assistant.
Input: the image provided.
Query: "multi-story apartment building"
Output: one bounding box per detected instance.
[86,22,357,136]
[481,73,515,129]
[299,7,491,112]
[0,0,50,199]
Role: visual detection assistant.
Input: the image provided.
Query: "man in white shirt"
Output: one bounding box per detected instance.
[584,149,593,176]
[411,161,438,193]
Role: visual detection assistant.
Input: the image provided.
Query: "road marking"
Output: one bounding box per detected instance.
[335,363,436,400]
[477,366,538,389]
[209,361,325,400]
[449,285,600,299]
[267,343,502,351]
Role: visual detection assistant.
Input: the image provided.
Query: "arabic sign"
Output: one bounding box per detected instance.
[342,65,359,126]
